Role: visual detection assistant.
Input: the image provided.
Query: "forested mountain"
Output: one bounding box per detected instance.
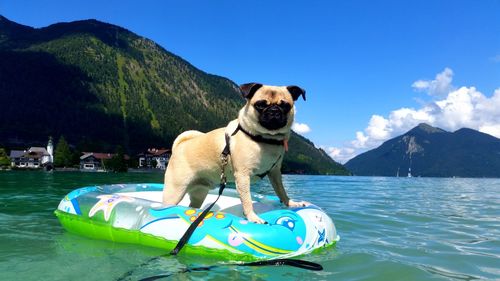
[345,123,500,178]
[0,16,349,175]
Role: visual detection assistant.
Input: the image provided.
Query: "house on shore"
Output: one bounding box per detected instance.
[80,152,111,171]
[80,152,130,172]
[137,148,171,170]
[9,138,54,169]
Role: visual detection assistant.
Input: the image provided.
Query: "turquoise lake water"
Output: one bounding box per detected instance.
[0,171,499,280]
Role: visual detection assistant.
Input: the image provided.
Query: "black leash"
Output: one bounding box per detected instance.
[169,180,226,255]
[137,259,322,281]
[129,127,322,280]
[238,258,323,270]
[118,256,323,281]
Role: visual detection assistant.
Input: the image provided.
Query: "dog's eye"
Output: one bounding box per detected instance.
[253,100,268,111]
[279,102,292,113]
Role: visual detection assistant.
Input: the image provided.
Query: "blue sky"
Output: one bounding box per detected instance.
[2,1,499,162]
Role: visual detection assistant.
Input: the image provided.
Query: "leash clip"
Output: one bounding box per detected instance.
[220,154,228,185]
[220,154,228,166]
[220,173,227,185]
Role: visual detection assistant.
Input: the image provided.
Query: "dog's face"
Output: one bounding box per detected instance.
[240,83,306,131]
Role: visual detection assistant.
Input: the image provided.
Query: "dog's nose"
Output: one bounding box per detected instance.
[266,106,283,119]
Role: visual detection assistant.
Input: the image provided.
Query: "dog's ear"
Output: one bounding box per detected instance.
[240,83,263,100]
[287,86,306,101]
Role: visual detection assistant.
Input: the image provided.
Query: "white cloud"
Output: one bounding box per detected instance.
[412,67,454,97]
[490,54,500,63]
[326,147,357,164]
[479,124,500,137]
[328,69,500,164]
[292,122,311,134]
[351,131,369,149]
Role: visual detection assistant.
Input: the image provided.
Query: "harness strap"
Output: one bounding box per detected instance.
[227,124,284,179]
[237,124,285,146]
[255,154,282,179]
[221,126,238,158]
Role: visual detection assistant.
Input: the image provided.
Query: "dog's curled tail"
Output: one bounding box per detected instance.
[172,130,204,151]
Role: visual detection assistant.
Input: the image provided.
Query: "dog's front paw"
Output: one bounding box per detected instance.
[246,212,267,224]
[287,199,310,208]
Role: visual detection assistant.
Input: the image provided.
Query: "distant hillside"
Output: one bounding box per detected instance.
[345,123,500,178]
[0,16,349,175]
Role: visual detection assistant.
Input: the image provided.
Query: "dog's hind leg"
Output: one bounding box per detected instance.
[162,182,187,206]
[162,164,190,205]
[187,185,210,208]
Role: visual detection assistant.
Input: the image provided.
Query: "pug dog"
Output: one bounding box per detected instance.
[162,83,309,224]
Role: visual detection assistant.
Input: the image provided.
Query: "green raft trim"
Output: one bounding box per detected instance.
[54,210,336,261]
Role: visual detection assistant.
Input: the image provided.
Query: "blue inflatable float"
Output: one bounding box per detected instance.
[55,183,339,260]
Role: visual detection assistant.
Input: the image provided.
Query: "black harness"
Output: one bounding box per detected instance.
[222,124,285,179]
[234,124,286,146]
[223,123,285,154]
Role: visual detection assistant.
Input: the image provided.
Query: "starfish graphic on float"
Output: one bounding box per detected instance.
[88,194,134,221]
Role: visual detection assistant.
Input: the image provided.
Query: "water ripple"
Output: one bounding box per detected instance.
[0,172,499,280]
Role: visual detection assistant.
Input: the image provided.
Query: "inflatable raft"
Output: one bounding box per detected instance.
[55,183,339,260]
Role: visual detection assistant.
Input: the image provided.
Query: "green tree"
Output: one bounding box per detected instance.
[54,136,72,167]
[128,156,139,169]
[104,146,128,172]
[0,148,10,168]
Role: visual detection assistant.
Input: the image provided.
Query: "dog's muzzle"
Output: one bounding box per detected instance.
[259,105,288,130]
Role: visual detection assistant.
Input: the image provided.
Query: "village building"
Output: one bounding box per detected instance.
[9,138,54,169]
[79,152,130,171]
[137,148,171,170]
[80,152,110,172]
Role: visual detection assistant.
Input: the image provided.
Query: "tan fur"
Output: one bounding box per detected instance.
[163,85,308,223]
[172,130,205,151]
